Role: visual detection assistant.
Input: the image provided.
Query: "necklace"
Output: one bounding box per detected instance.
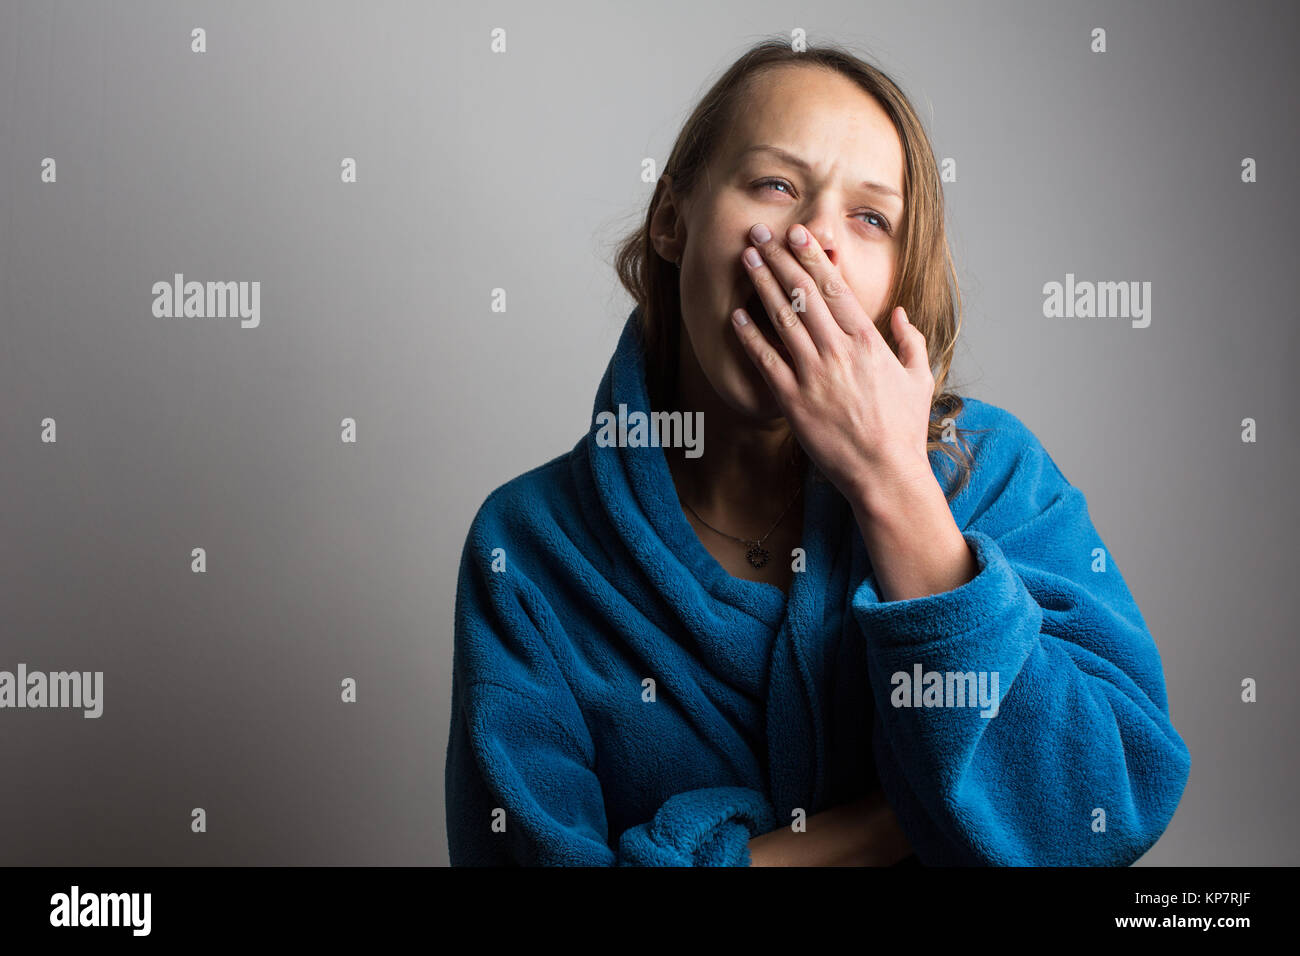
[682,485,803,569]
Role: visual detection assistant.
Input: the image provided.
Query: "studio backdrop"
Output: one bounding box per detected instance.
[1,0,1296,865]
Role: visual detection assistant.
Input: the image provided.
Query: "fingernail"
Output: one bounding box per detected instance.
[750,223,771,243]
[788,224,808,246]
[732,308,750,326]
[743,247,762,268]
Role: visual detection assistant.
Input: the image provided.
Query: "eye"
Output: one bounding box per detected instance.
[857,210,893,234]
[753,179,892,234]
[755,177,793,196]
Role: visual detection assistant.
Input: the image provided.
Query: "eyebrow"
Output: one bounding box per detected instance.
[739,143,903,202]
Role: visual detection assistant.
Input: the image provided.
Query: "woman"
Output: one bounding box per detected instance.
[444,39,1191,866]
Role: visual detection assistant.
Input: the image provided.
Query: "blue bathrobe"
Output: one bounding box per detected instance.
[444,308,1191,866]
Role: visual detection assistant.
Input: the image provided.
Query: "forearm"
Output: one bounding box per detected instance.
[747,786,913,866]
[849,461,978,604]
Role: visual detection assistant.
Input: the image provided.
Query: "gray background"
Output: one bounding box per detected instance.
[1,0,1295,865]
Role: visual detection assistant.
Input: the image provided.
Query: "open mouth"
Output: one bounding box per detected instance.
[743,290,789,356]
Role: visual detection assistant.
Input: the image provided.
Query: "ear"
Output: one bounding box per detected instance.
[649,175,686,266]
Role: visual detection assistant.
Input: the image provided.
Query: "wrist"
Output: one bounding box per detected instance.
[847,451,937,525]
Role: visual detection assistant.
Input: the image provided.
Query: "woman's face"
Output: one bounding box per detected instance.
[655,64,906,418]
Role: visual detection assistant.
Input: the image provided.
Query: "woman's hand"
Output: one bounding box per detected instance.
[733,221,936,512]
[747,786,914,867]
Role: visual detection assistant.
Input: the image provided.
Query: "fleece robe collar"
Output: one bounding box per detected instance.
[582,308,869,820]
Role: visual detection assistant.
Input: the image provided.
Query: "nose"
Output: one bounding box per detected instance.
[799,209,838,267]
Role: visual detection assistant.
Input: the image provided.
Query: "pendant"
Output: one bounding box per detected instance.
[745,544,770,569]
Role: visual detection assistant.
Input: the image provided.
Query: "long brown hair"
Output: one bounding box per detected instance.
[613,37,982,499]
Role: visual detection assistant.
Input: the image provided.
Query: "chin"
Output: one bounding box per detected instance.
[713,361,788,421]
[679,311,789,422]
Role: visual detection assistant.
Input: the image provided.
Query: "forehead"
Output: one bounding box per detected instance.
[724,65,903,180]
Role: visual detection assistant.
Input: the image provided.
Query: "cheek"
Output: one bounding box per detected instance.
[680,252,736,335]
[845,252,897,318]
[679,291,730,381]
[675,210,763,371]
[679,276,752,380]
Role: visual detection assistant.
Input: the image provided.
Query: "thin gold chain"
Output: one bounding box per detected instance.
[681,484,803,547]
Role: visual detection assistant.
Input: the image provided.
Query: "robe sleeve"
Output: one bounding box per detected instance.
[444,501,776,866]
[852,415,1191,865]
